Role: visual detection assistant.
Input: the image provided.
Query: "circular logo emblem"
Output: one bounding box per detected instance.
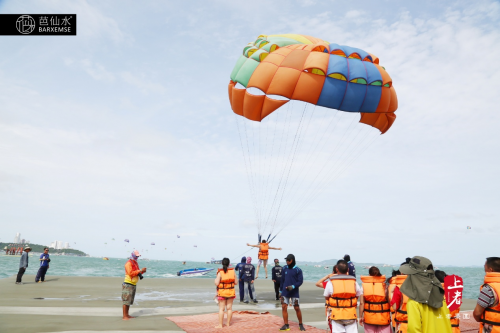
[16,15,35,35]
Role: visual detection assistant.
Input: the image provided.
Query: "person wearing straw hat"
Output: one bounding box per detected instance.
[399,256,452,333]
[16,246,31,284]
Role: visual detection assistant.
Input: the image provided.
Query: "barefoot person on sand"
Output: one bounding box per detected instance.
[122,250,146,320]
[247,239,281,279]
[214,257,236,329]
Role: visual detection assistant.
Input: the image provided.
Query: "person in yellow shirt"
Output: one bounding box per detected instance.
[399,256,451,333]
[122,250,146,320]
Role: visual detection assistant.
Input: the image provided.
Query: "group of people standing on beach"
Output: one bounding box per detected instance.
[119,242,500,333]
[16,246,51,284]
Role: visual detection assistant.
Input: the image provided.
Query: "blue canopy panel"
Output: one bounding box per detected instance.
[340,59,367,112]
[360,62,382,112]
[317,54,348,110]
[340,45,370,60]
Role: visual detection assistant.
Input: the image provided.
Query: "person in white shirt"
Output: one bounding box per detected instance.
[323,260,362,333]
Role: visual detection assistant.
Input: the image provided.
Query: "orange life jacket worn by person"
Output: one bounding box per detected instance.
[124,259,141,285]
[393,275,408,333]
[217,268,236,298]
[361,275,390,325]
[326,275,358,321]
[480,272,500,333]
[258,243,269,260]
[440,283,461,333]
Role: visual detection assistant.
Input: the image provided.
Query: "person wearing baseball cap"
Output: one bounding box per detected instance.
[399,256,452,333]
[279,254,306,331]
[122,250,146,320]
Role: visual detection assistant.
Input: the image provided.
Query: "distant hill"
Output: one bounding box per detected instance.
[1,242,87,256]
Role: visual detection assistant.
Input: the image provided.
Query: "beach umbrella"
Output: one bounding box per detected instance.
[228,34,398,243]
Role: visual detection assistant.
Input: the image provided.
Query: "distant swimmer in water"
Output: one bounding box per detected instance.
[247,239,281,279]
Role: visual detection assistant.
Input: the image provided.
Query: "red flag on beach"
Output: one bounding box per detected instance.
[444,274,463,312]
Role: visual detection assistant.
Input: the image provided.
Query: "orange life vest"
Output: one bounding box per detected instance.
[393,275,408,333]
[361,275,390,326]
[441,283,461,333]
[258,243,269,260]
[217,268,236,298]
[480,272,500,333]
[327,275,358,321]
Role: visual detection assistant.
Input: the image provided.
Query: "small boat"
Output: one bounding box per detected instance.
[210,259,222,264]
[103,257,109,260]
[177,268,214,277]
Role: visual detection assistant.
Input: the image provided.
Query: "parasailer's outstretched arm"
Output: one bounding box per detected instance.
[268,246,282,250]
[247,243,260,248]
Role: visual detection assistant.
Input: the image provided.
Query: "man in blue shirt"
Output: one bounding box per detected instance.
[36,247,50,283]
[344,254,356,278]
[280,254,305,331]
[236,256,252,302]
[239,256,257,303]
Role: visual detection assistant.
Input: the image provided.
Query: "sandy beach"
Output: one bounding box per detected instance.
[0,275,478,333]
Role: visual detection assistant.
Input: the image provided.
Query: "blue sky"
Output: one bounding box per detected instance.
[0,0,499,265]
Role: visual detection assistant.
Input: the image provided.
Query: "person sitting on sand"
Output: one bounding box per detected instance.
[280,254,305,331]
[214,257,236,329]
[122,250,146,320]
[247,239,281,279]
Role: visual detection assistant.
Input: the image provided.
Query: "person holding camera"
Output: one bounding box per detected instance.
[35,247,50,283]
[122,250,146,320]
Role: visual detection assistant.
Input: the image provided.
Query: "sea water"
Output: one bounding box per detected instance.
[0,256,484,299]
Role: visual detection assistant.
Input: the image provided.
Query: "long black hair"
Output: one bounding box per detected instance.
[222,257,230,273]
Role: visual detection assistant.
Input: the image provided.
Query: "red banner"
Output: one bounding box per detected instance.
[444,275,464,312]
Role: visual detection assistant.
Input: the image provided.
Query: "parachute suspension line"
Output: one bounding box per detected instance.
[236,115,261,232]
[261,101,294,234]
[277,133,379,237]
[260,104,282,236]
[269,103,310,236]
[274,123,380,236]
[274,112,361,229]
[263,102,305,235]
[272,107,342,231]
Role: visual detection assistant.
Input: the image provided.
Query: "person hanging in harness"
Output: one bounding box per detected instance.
[247,239,282,279]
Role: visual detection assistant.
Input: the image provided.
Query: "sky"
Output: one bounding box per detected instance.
[0,0,499,266]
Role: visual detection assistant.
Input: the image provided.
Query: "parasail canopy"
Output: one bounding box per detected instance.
[229,34,400,242]
[229,34,397,133]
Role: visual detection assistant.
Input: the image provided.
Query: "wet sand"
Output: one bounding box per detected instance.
[0,275,477,333]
